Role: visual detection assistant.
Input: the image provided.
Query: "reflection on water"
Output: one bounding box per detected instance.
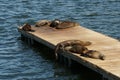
[0,0,119,80]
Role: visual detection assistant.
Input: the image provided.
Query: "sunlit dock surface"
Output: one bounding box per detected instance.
[18,25,120,80]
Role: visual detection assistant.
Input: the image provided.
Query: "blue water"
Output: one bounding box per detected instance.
[0,0,120,80]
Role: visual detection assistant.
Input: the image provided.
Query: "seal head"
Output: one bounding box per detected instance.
[50,19,61,28]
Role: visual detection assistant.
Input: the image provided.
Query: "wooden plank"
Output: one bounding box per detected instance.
[18,25,120,80]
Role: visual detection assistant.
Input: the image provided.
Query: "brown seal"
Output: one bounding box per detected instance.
[56,21,80,29]
[55,40,105,60]
[65,45,105,60]
[50,19,80,29]
[50,19,60,28]
[22,23,33,31]
[35,20,51,27]
[64,44,88,55]
[55,40,91,52]
[83,50,105,60]
[55,40,92,58]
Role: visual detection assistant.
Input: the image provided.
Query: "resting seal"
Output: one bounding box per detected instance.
[56,21,80,29]
[64,44,88,55]
[35,20,51,27]
[55,40,91,53]
[83,50,105,60]
[50,19,61,28]
[55,40,91,58]
[55,40,105,60]
[22,23,33,31]
[64,45,105,60]
[50,19,80,29]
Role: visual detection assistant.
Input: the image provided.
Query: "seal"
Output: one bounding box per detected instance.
[22,23,33,31]
[55,40,92,59]
[50,19,80,29]
[55,40,91,53]
[55,40,105,60]
[35,20,51,27]
[64,45,105,60]
[83,50,105,60]
[56,21,80,29]
[49,19,61,28]
[64,44,88,55]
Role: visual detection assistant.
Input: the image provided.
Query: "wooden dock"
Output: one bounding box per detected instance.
[18,24,120,80]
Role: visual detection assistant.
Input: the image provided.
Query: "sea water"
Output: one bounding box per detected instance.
[0,0,120,80]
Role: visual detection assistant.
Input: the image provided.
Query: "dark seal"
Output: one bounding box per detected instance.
[64,44,88,55]
[22,23,33,31]
[50,19,80,29]
[64,45,105,60]
[55,40,91,59]
[83,50,105,60]
[50,19,61,28]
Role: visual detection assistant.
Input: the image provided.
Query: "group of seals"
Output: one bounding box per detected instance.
[65,45,105,60]
[55,40,91,59]
[21,20,105,60]
[21,19,79,31]
[35,19,80,29]
[55,40,105,60]
[55,40,91,54]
